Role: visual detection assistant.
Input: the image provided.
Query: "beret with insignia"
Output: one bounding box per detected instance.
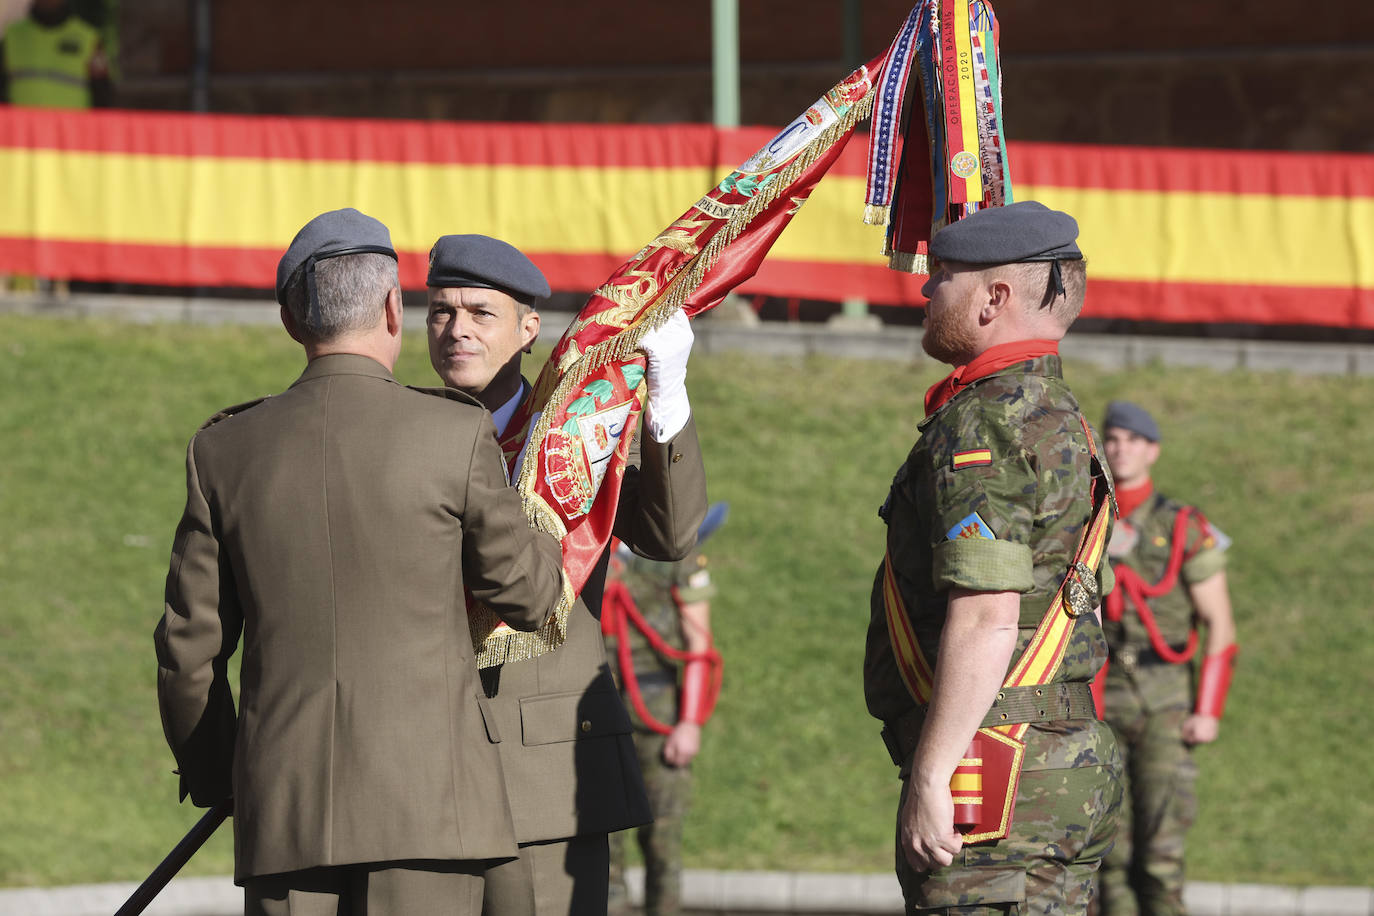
[427,234,551,307]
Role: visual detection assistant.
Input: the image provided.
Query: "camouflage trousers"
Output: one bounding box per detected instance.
[608,684,693,916]
[896,724,1123,916]
[1096,701,1198,916]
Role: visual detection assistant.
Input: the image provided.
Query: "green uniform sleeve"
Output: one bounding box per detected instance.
[1182,546,1226,584]
[672,550,716,603]
[1181,513,1228,584]
[930,453,1035,593]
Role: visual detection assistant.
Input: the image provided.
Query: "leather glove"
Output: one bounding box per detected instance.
[639,310,693,442]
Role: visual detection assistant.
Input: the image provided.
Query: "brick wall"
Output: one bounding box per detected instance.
[114,0,1374,152]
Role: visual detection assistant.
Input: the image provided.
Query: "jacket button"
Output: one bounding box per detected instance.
[580,720,592,733]
[672,453,683,463]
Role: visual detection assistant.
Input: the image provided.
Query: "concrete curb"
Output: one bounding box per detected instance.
[5,873,1368,916]
[2,872,1370,916]
[5,292,1374,377]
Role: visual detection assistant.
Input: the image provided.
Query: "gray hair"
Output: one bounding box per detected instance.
[283,252,399,340]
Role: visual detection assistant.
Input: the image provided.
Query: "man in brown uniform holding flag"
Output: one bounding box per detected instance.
[865,201,1123,915]
[425,234,708,916]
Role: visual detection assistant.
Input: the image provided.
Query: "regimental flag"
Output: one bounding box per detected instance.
[468,51,895,668]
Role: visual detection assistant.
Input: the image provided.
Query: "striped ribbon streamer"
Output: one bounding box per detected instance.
[940,0,983,203]
[863,2,924,226]
[884,0,1010,271]
[971,3,1012,207]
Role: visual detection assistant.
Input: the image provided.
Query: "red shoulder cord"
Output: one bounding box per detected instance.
[1092,504,1204,717]
[1104,505,1203,664]
[600,574,723,737]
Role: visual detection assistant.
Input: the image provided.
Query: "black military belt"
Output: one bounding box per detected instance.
[629,669,678,688]
[1113,643,1190,671]
[880,682,1097,768]
[979,681,1096,728]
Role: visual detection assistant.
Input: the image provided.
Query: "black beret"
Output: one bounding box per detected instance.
[1103,400,1161,442]
[427,234,551,306]
[275,208,397,305]
[929,200,1082,265]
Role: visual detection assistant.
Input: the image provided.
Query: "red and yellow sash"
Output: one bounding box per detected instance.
[882,416,1112,842]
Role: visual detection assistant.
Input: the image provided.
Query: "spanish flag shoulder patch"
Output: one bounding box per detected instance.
[951,447,993,470]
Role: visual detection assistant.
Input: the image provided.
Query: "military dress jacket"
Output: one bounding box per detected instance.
[484,402,708,844]
[1103,491,1227,711]
[154,353,565,883]
[864,354,1115,765]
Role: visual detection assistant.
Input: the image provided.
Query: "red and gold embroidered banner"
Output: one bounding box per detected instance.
[1,105,1372,328]
[466,57,884,665]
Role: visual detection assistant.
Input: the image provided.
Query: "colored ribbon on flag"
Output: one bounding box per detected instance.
[865,0,1013,275]
[863,4,923,226]
[468,54,887,668]
[941,0,983,203]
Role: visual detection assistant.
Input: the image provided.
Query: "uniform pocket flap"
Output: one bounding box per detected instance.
[475,694,501,744]
[520,686,632,746]
[914,865,1025,908]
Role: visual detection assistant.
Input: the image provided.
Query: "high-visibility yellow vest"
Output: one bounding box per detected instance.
[3,15,100,109]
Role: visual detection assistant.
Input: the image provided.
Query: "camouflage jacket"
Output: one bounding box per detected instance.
[607,544,716,686]
[1103,490,1227,710]
[864,354,1114,731]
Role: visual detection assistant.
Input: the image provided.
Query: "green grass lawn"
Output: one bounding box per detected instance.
[2,313,1371,887]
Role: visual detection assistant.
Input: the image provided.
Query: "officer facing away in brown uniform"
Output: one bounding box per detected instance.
[155,209,566,916]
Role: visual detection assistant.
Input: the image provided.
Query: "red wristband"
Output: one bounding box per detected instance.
[679,658,713,725]
[1195,644,1238,718]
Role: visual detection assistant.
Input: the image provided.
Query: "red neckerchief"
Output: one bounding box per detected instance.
[1114,479,1153,520]
[923,339,1060,417]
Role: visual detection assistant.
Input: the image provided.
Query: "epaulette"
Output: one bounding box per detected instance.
[198,396,269,431]
[406,385,485,410]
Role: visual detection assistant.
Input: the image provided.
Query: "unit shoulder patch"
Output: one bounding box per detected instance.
[946,512,996,541]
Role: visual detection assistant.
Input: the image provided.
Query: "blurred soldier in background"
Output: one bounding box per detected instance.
[604,503,727,916]
[1095,401,1239,916]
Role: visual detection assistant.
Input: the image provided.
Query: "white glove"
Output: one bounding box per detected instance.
[639,309,694,442]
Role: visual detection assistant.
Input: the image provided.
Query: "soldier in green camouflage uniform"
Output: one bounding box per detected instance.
[1096,402,1238,916]
[605,507,723,916]
[864,202,1123,916]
